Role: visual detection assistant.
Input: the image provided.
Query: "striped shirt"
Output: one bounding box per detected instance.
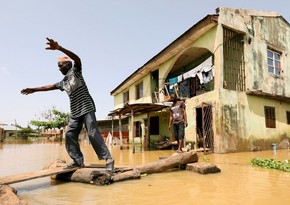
[54,64,96,118]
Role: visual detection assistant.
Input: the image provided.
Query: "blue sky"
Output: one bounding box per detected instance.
[1,0,290,127]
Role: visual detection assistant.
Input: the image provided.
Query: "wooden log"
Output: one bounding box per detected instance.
[49,163,139,185]
[55,168,96,183]
[82,169,140,185]
[155,140,172,150]
[111,169,140,182]
[51,150,198,185]
[135,150,198,174]
[186,162,221,174]
[45,160,138,185]
[0,185,27,205]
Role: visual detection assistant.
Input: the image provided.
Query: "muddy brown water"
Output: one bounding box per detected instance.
[1,138,290,205]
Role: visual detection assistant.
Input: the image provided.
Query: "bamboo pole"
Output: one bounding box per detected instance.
[119,113,123,149]
[131,109,135,153]
[111,115,114,147]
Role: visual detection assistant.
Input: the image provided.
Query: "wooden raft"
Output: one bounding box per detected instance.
[0,167,78,185]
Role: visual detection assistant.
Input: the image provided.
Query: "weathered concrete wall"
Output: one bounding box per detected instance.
[218,7,290,97]
[246,16,290,97]
[212,89,239,153]
[212,8,290,152]
[219,89,290,152]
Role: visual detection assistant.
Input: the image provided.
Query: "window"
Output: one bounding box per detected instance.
[123,91,129,104]
[134,121,142,137]
[267,49,281,75]
[223,27,245,91]
[287,111,290,125]
[264,106,276,128]
[136,82,143,99]
[149,116,159,135]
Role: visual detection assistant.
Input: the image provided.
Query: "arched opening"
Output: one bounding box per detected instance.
[162,47,214,100]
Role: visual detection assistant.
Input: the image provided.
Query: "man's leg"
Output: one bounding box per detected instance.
[181,121,186,148]
[65,117,84,166]
[84,111,114,171]
[84,112,112,159]
[178,122,185,152]
[173,124,181,152]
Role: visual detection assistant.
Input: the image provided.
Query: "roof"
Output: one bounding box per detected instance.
[110,14,218,96]
[0,125,17,131]
[108,102,171,116]
[246,90,290,103]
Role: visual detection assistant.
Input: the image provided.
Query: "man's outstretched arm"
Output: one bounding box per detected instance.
[45,37,81,68]
[21,85,57,95]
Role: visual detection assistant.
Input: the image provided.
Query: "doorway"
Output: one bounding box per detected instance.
[196,103,214,151]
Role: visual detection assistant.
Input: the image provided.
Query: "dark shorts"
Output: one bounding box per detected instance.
[173,121,185,140]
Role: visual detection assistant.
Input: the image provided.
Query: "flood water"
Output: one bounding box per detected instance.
[1,138,290,205]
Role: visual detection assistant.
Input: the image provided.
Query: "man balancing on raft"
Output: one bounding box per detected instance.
[21,38,114,171]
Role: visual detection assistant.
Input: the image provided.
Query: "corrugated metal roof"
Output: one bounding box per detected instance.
[108,102,171,116]
[0,125,17,131]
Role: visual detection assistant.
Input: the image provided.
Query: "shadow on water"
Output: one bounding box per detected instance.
[1,138,290,205]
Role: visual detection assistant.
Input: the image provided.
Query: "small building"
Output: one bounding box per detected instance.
[110,7,290,153]
[41,129,62,139]
[97,118,129,143]
[0,127,4,142]
[0,125,18,139]
[70,118,129,144]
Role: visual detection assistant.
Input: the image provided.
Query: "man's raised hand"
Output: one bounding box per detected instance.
[46,37,60,50]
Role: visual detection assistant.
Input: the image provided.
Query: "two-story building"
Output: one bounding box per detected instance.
[110,7,290,153]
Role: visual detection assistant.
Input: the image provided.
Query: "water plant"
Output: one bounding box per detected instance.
[250,157,290,172]
[202,156,210,163]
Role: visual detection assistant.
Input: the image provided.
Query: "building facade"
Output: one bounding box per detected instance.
[110,8,290,153]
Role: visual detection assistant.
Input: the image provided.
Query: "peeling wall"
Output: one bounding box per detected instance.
[213,8,290,152]
[219,7,290,97]
[247,16,290,96]
[218,89,290,152]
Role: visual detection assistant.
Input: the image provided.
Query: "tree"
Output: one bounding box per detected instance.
[30,107,70,140]
[17,126,36,139]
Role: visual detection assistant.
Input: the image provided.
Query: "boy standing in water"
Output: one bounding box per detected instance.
[21,38,114,171]
[168,93,188,153]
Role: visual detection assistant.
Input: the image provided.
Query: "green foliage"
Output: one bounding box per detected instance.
[251,157,290,172]
[202,156,210,163]
[17,126,36,139]
[30,106,70,130]
[30,120,55,130]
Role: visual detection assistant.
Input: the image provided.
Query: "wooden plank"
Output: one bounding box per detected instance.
[84,164,131,169]
[0,164,133,185]
[195,148,211,152]
[84,164,106,168]
[0,167,78,185]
